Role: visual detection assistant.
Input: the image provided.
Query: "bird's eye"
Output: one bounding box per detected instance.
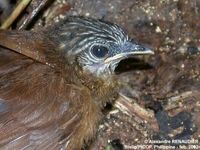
[91,45,109,59]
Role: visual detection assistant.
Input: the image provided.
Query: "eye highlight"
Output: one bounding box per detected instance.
[91,45,109,59]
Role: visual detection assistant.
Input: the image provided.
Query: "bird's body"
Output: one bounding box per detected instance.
[0,17,153,149]
[0,41,114,150]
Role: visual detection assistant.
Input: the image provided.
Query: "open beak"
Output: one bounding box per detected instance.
[104,42,154,63]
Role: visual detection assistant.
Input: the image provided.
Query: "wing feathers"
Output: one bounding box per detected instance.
[0,47,82,149]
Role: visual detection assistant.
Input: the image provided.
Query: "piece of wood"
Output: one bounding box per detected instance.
[115,94,159,132]
[0,0,32,29]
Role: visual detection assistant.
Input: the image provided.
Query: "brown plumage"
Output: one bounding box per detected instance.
[0,17,153,149]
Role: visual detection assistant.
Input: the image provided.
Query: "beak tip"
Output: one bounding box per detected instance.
[146,49,155,55]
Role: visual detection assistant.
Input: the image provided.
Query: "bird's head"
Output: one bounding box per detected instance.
[0,16,153,84]
[51,17,154,80]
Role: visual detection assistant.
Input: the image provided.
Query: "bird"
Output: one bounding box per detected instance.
[0,16,153,149]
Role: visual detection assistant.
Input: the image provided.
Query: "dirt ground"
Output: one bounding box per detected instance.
[0,0,200,150]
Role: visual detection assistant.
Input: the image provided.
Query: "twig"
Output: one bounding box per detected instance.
[167,91,193,103]
[0,0,32,29]
[19,0,54,30]
[115,94,159,132]
[164,90,199,111]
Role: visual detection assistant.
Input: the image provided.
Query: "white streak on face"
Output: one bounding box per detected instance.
[83,63,110,78]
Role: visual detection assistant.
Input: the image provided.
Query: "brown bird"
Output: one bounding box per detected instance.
[0,17,153,149]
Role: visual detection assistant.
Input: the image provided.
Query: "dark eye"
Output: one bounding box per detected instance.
[91,45,109,58]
